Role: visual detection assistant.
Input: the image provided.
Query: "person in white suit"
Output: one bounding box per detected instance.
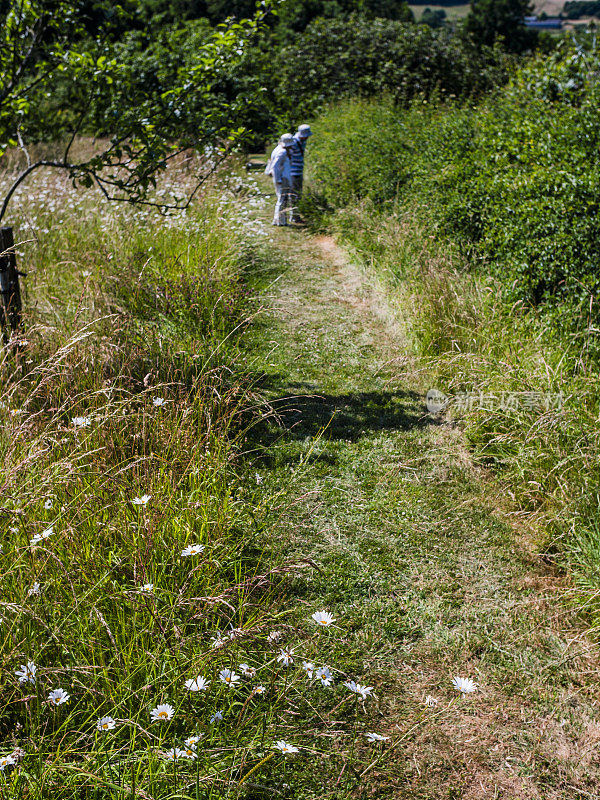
[265,133,294,226]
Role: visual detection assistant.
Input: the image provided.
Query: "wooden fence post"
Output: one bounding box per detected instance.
[0,227,23,332]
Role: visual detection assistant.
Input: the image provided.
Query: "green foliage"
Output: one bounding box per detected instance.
[271,15,507,125]
[463,0,538,52]
[134,0,209,27]
[562,0,600,17]
[303,100,412,206]
[0,1,269,222]
[421,7,447,26]
[101,0,416,33]
[274,0,413,37]
[306,41,600,324]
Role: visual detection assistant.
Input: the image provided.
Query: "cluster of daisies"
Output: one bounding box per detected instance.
[2,161,228,245]
[24,461,210,598]
[6,604,481,773]
[127,610,386,760]
[5,609,408,771]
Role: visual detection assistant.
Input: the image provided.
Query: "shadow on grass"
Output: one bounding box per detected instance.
[245,375,435,451]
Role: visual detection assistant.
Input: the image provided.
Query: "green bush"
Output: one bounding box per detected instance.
[271,15,509,126]
[421,7,447,27]
[306,42,600,323]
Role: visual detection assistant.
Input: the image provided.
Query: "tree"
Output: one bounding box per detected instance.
[271,15,506,124]
[205,0,257,23]
[421,6,446,26]
[463,0,538,52]
[0,0,269,223]
[360,0,414,20]
[274,0,413,36]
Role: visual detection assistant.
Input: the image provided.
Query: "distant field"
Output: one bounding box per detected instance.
[409,3,470,20]
[533,0,567,13]
[411,0,573,20]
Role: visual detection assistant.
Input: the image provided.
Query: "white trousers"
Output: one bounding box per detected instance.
[273,179,292,225]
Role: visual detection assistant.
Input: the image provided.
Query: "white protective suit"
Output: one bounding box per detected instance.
[265,143,292,225]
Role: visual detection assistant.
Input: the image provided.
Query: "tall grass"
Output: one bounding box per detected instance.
[0,157,264,797]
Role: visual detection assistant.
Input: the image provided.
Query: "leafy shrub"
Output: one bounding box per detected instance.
[306,41,600,323]
[302,100,412,206]
[271,15,509,126]
[421,7,447,27]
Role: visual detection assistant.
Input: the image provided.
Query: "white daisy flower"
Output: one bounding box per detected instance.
[365,732,389,743]
[0,755,15,770]
[164,747,184,761]
[44,499,53,510]
[139,583,154,593]
[31,527,53,546]
[219,668,240,687]
[277,647,294,666]
[344,681,374,700]
[181,544,205,557]
[274,740,299,755]
[267,630,282,642]
[315,666,333,686]
[48,688,70,706]
[452,676,477,694]
[209,710,223,723]
[15,661,37,683]
[184,676,209,692]
[210,634,227,650]
[302,661,315,679]
[239,663,256,678]
[72,416,91,428]
[153,397,166,407]
[252,685,266,695]
[97,716,116,731]
[185,735,202,748]
[424,695,439,707]
[181,746,197,759]
[132,495,151,506]
[311,610,336,627]
[28,582,41,597]
[150,703,174,722]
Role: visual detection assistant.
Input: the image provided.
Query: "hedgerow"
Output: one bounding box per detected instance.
[306,41,600,321]
[271,16,509,127]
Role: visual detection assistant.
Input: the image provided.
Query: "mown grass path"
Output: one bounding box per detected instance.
[242,174,600,800]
